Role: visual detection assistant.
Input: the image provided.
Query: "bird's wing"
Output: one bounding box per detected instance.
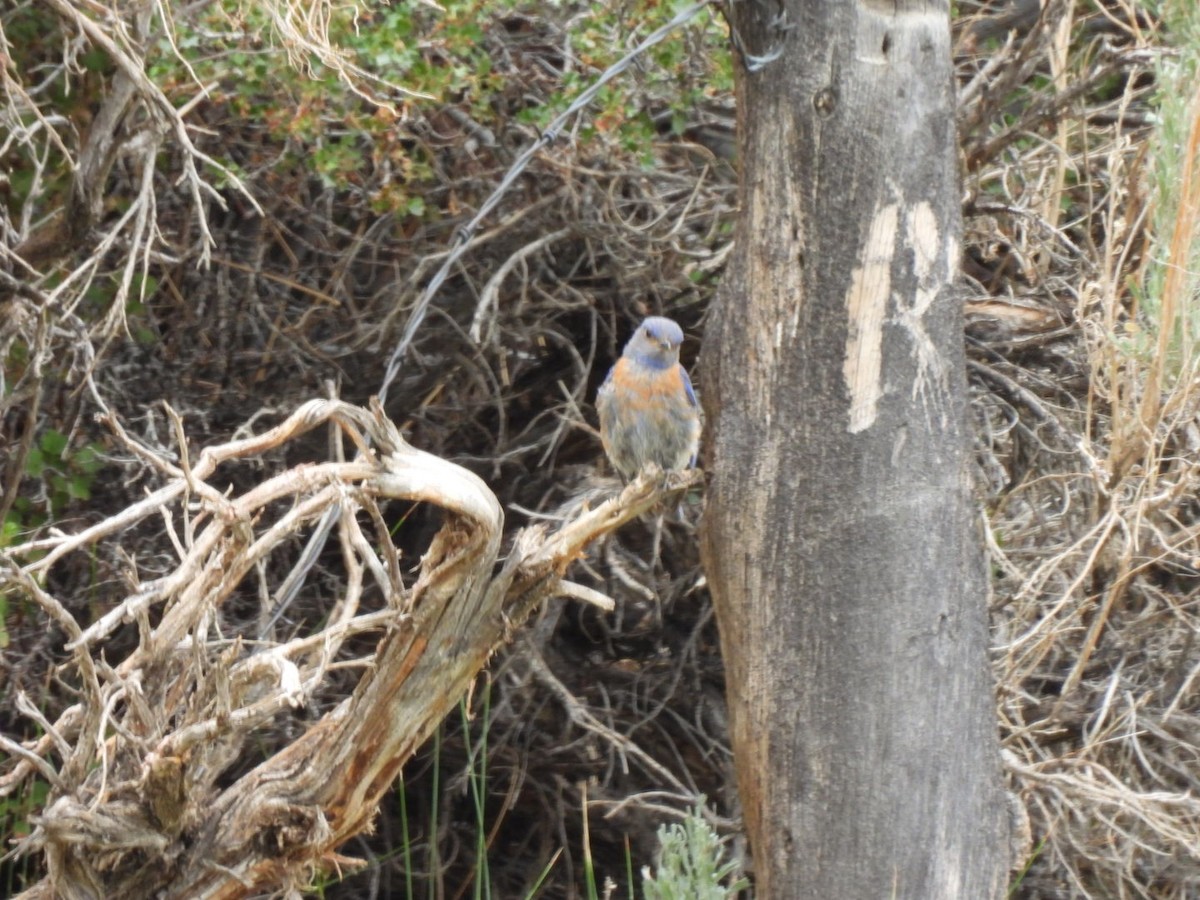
[679,365,697,408]
[598,363,617,400]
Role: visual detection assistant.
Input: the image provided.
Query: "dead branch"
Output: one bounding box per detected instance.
[1,398,699,899]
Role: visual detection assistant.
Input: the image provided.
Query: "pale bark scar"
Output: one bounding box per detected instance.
[843,202,898,433]
[898,201,950,426]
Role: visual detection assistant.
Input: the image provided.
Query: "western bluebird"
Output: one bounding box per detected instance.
[596,316,701,481]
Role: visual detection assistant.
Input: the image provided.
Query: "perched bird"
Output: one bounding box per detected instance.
[596,316,701,481]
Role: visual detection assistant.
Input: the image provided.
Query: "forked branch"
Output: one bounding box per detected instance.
[1,398,699,899]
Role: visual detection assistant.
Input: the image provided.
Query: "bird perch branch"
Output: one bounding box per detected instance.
[1,398,700,899]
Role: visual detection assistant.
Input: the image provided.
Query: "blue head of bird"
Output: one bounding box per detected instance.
[625,316,684,370]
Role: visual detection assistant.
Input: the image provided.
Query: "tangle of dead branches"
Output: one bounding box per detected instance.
[0,393,697,898]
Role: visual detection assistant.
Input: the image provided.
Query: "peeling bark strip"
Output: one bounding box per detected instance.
[843,198,953,435]
[900,201,954,424]
[843,202,898,433]
[907,201,940,278]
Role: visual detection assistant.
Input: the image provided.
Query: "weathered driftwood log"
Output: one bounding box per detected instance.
[1,398,699,899]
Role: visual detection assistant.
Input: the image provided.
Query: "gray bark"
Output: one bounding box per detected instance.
[700,1,1007,896]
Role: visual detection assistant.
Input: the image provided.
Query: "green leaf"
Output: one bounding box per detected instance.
[81,47,111,73]
[74,444,104,476]
[67,477,91,501]
[1,513,23,549]
[40,429,68,458]
[24,447,45,476]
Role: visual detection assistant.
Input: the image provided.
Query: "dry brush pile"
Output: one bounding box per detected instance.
[1,0,1198,897]
[961,1,1200,895]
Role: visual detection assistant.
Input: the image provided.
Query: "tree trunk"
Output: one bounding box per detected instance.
[700,1,1007,897]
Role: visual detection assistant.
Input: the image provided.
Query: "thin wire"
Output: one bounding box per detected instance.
[376,0,714,405]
